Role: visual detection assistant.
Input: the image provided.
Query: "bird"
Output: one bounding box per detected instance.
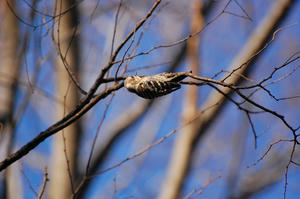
[124,71,191,99]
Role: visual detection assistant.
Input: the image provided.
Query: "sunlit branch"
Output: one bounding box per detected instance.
[0,83,123,172]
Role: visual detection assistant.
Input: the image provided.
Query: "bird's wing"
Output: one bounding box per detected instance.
[154,71,191,82]
[137,78,181,99]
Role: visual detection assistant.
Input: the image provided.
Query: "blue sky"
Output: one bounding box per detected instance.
[7,0,300,198]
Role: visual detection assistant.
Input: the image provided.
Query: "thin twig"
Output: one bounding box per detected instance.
[246,139,294,168]
[111,0,231,65]
[284,141,296,199]
[82,102,222,181]
[38,167,49,199]
[183,174,222,199]
[85,94,115,176]
[0,0,160,172]
[246,111,258,149]
[19,162,38,197]
[0,83,123,172]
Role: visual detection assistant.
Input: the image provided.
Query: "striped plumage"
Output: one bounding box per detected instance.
[124,71,191,99]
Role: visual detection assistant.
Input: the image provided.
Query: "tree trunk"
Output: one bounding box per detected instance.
[48,1,82,198]
[0,1,22,198]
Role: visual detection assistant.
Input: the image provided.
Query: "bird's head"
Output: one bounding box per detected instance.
[124,75,141,92]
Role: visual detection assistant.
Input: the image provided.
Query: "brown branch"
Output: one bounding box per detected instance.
[120,1,169,76]
[290,160,300,166]
[61,130,75,194]
[76,0,161,106]
[6,0,85,29]
[224,0,252,21]
[233,140,299,199]
[85,93,115,176]
[111,0,229,65]
[74,20,187,197]
[93,131,173,177]
[0,83,123,172]
[19,162,38,197]
[74,99,154,198]
[235,89,298,138]
[86,110,207,179]
[158,1,203,197]
[245,112,258,149]
[182,73,299,141]
[73,100,222,197]
[246,139,294,168]
[110,0,123,58]
[0,70,69,107]
[284,141,296,199]
[234,147,294,199]
[60,79,76,195]
[38,167,49,199]
[159,0,296,198]
[73,128,178,196]
[183,174,222,199]
[0,0,160,172]
[48,1,83,198]
[53,0,87,97]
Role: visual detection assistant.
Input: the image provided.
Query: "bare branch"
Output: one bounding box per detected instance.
[0,83,123,172]
[284,141,296,199]
[38,167,49,199]
[245,111,257,149]
[247,139,294,168]
[19,162,38,197]
[183,174,222,199]
[85,94,115,176]
[0,0,160,172]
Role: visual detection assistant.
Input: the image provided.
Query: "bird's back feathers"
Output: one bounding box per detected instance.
[124,71,191,99]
